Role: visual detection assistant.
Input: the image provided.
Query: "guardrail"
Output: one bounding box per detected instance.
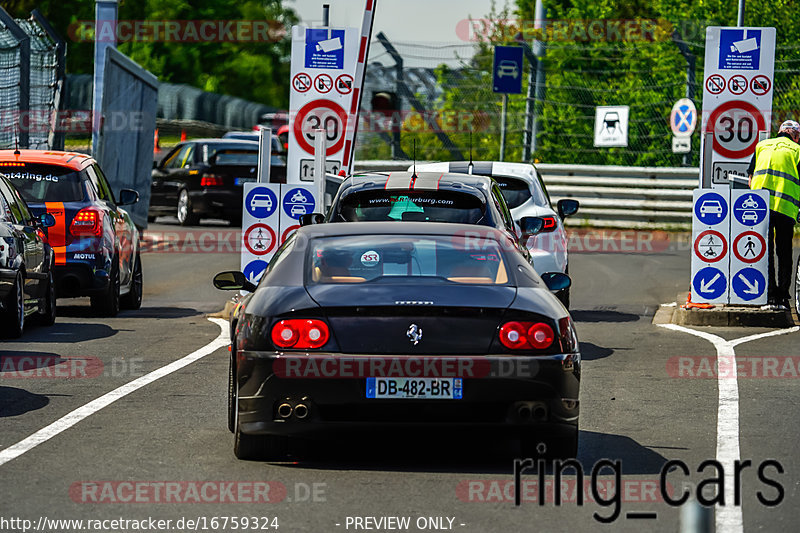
[352,160,698,230]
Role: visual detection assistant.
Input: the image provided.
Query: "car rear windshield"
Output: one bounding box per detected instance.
[3,163,85,203]
[336,190,485,224]
[308,235,509,285]
[493,175,550,208]
[212,150,259,166]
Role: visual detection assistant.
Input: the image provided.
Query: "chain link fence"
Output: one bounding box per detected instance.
[355,33,800,167]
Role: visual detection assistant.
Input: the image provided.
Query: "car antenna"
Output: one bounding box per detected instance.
[411,138,417,179]
[468,129,473,175]
[13,124,20,156]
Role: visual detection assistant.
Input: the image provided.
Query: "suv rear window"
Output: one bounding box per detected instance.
[3,163,85,203]
[337,190,485,224]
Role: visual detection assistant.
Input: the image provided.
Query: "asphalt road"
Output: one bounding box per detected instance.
[1,221,799,533]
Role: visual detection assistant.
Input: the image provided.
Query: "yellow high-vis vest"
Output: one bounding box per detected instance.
[750,136,800,220]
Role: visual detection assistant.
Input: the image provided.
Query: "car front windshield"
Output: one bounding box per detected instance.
[308,234,509,285]
[3,163,85,203]
[337,190,485,224]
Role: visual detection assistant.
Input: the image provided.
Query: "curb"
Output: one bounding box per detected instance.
[654,292,798,328]
[207,299,237,320]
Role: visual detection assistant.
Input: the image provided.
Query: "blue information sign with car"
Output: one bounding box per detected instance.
[493,46,524,94]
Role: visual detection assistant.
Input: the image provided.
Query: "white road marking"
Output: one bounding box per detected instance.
[0,317,229,467]
[658,323,799,533]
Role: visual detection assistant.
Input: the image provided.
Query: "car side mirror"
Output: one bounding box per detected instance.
[518,216,544,237]
[557,199,579,219]
[213,271,257,292]
[118,189,140,206]
[540,272,571,292]
[299,213,325,226]
[38,213,56,228]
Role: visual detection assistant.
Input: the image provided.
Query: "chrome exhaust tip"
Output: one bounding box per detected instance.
[294,403,309,419]
[517,405,532,420]
[277,403,293,419]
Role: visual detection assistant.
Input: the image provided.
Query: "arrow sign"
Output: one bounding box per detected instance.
[700,272,721,293]
[731,267,766,301]
[737,273,758,294]
[692,266,727,301]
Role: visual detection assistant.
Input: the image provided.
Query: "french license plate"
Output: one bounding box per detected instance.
[235,177,256,185]
[366,377,462,399]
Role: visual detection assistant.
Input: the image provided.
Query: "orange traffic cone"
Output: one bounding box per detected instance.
[682,291,714,310]
[180,129,187,142]
[153,128,160,154]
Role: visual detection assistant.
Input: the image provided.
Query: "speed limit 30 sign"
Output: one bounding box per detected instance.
[292,99,348,156]
[700,27,776,188]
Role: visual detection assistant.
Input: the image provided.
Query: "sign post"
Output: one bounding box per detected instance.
[699,27,776,188]
[493,46,523,162]
[256,127,272,184]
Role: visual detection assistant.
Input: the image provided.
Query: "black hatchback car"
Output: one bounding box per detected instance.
[150,139,287,225]
[0,172,57,337]
[214,222,579,461]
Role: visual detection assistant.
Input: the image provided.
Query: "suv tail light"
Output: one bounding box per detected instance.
[499,321,555,350]
[201,174,224,186]
[271,319,330,349]
[70,208,103,237]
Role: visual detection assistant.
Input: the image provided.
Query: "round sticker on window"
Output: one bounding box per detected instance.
[360,250,380,267]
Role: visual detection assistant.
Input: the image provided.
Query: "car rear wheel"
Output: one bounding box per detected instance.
[2,273,25,338]
[121,252,143,310]
[177,189,199,226]
[233,387,288,461]
[37,270,57,326]
[91,256,120,317]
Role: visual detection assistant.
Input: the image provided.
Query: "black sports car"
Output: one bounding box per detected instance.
[0,172,57,337]
[214,222,580,461]
[150,139,287,225]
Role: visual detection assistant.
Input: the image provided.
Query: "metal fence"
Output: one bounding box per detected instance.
[0,8,65,151]
[95,48,158,228]
[355,34,800,167]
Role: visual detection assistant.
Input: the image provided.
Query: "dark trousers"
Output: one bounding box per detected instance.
[767,210,795,302]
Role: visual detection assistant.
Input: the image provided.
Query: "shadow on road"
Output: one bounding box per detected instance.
[273,430,668,475]
[579,342,616,361]
[571,310,640,323]
[120,307,202,319]
[9,321,116,343]
[0,386,50,417]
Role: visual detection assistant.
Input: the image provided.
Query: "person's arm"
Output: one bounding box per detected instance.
[747,152,757,187]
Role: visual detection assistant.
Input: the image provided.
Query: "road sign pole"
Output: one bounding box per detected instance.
[257,127,272,184]
[737,0,745,26]
[500,93,508,162]
[313,129,326,208]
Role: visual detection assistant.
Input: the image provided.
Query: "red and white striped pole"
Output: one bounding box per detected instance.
[341,0,377,175]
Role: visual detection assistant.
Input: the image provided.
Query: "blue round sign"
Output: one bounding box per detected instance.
[694,192,728,226]
[282,187,316,220]
[243,259,269,285]
[245,187,278,219]
[731,268,766,301]
[732,192,768,226]
[673,105,694,134]
[692,266,727,300]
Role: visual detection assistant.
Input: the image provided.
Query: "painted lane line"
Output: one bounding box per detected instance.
[658,324,799,533]
[0,318,230,468]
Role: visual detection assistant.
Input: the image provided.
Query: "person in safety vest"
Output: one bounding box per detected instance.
[748,120,800,310]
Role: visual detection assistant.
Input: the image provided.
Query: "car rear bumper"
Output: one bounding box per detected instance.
[191,189,243,218]
[54,263,110,297]
[236,352,580,438]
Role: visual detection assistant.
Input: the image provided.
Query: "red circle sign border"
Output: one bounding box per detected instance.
[314,73,333,94]
[705,74,725,95]
[335,74,354,95]
[694,229,728,263]
[750,75,771,96]
[292,73,311,93]
[727,75,747,95]
[732,231,766,264]
[705,100,766,159]
[244,223,276,256]
[293,99,348,156]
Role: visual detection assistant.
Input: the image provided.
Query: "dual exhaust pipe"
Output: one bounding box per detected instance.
[277,400,310,420]
[517,403,547,422]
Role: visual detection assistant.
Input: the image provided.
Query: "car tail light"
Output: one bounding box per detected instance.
[558,316,578,353]
[70,208,103,237]
[499,321,554,350]
[540,216,557,232]
[201,175,224,186]
[271,319,330,349]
